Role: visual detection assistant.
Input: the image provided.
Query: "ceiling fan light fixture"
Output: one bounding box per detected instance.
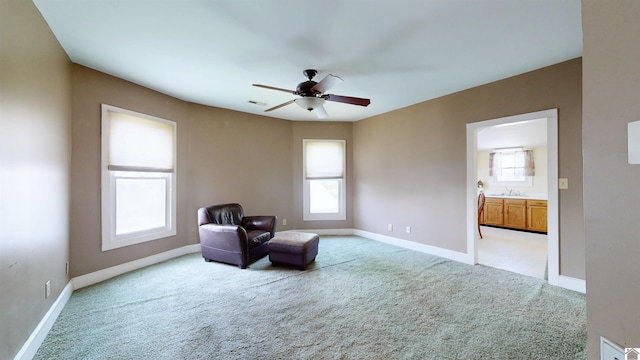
[254,70,370,118]
[295,97,325,112]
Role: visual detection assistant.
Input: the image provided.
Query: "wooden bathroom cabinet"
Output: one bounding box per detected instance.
[481,197,547,233]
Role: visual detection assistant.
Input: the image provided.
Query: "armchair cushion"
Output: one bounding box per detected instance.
[197,203,276,268]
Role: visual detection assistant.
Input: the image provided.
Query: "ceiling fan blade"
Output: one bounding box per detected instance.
[265,100,294,112]
[314,105,328,119]
[253,84,296,94]
[311,74,343,94]
[324,94,371,107]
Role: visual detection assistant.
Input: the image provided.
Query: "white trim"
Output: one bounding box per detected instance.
[600,336,624,360]
[283,228,470,262]
[358,227,582,292]
[302,139,347,221]
[558,275,586,294]
[72,244,200,290]
[103,171,176,251]
[15,244,201,359]
[309,228,581,292]
[101,104,178,251]
[278,228,355,236]
[354,229,471,263]
[297,228,470,263]
[466,109,563,287]
[547,112,560,286]
[13,281,73,360]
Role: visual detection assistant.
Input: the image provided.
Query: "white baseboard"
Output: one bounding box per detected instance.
[285,228,470,264]
[353,229,471,264]
[72,244,201,290]
[15,244,201,360]
[300,229,586,293]
[14,281,73,360]
[558,275,586,294]
[277,228,356,236]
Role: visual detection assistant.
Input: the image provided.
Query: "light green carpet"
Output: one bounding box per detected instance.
[35,236,586,359]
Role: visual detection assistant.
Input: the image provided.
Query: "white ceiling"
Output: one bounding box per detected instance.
[33,0,582,122]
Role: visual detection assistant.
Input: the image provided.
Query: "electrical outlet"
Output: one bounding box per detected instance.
[45,281,51,299]
[406,226,411,234]
[282,219,287,226]
[66,262,69,275]
[387,224,393,231]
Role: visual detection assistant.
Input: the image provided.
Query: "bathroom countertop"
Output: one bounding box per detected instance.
[484,192,547,200]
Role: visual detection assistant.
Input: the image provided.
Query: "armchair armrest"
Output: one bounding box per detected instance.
[199,223,244,234]
[242,216,277,238]
[198,223,249,252]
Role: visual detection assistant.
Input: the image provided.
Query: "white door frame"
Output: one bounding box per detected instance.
[466,109,559,286]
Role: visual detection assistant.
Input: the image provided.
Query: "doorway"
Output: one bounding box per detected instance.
[466,109,559,286]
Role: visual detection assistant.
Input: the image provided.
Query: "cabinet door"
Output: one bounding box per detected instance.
[527,200,548,233]
[504,199,527,229]
[483,198,504,226]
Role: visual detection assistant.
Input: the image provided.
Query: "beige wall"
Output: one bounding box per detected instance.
[0,0,72,357]
[353,58,584,277]
[70,66,354,276]
[583,1,640,357]
[187,103,294,238]
[70,65,191,276]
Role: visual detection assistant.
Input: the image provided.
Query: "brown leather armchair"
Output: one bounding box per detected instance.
[197,203,276,269]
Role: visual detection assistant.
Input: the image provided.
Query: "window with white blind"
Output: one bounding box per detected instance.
[101,104,176,251]
[303,139,346,221]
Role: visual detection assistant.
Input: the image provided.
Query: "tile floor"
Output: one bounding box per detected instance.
[477,226,548,279]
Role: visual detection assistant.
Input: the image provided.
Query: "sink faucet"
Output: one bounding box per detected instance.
[506,188,520,196]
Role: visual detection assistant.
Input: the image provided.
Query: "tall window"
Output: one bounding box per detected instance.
[303,139,346,221]
[489,148,534,186]
[101,104,176,251]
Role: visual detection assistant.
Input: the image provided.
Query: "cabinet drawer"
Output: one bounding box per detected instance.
[485,197,504,204]
[504,199,526,206]
[527,200,547,207]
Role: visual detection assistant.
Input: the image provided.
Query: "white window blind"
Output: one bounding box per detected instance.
[107,110,175,172]
[304,140,344,179]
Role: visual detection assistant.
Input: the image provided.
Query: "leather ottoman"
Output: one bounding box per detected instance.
[268,232,319,270]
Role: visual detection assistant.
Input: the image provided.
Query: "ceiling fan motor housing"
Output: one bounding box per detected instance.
[296,80,320,97]
[297,69,321,98]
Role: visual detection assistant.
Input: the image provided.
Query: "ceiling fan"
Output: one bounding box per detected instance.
[253,69,371,119]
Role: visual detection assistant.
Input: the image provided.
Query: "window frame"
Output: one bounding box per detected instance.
[101,104,177,251]
[302,139,346,221]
